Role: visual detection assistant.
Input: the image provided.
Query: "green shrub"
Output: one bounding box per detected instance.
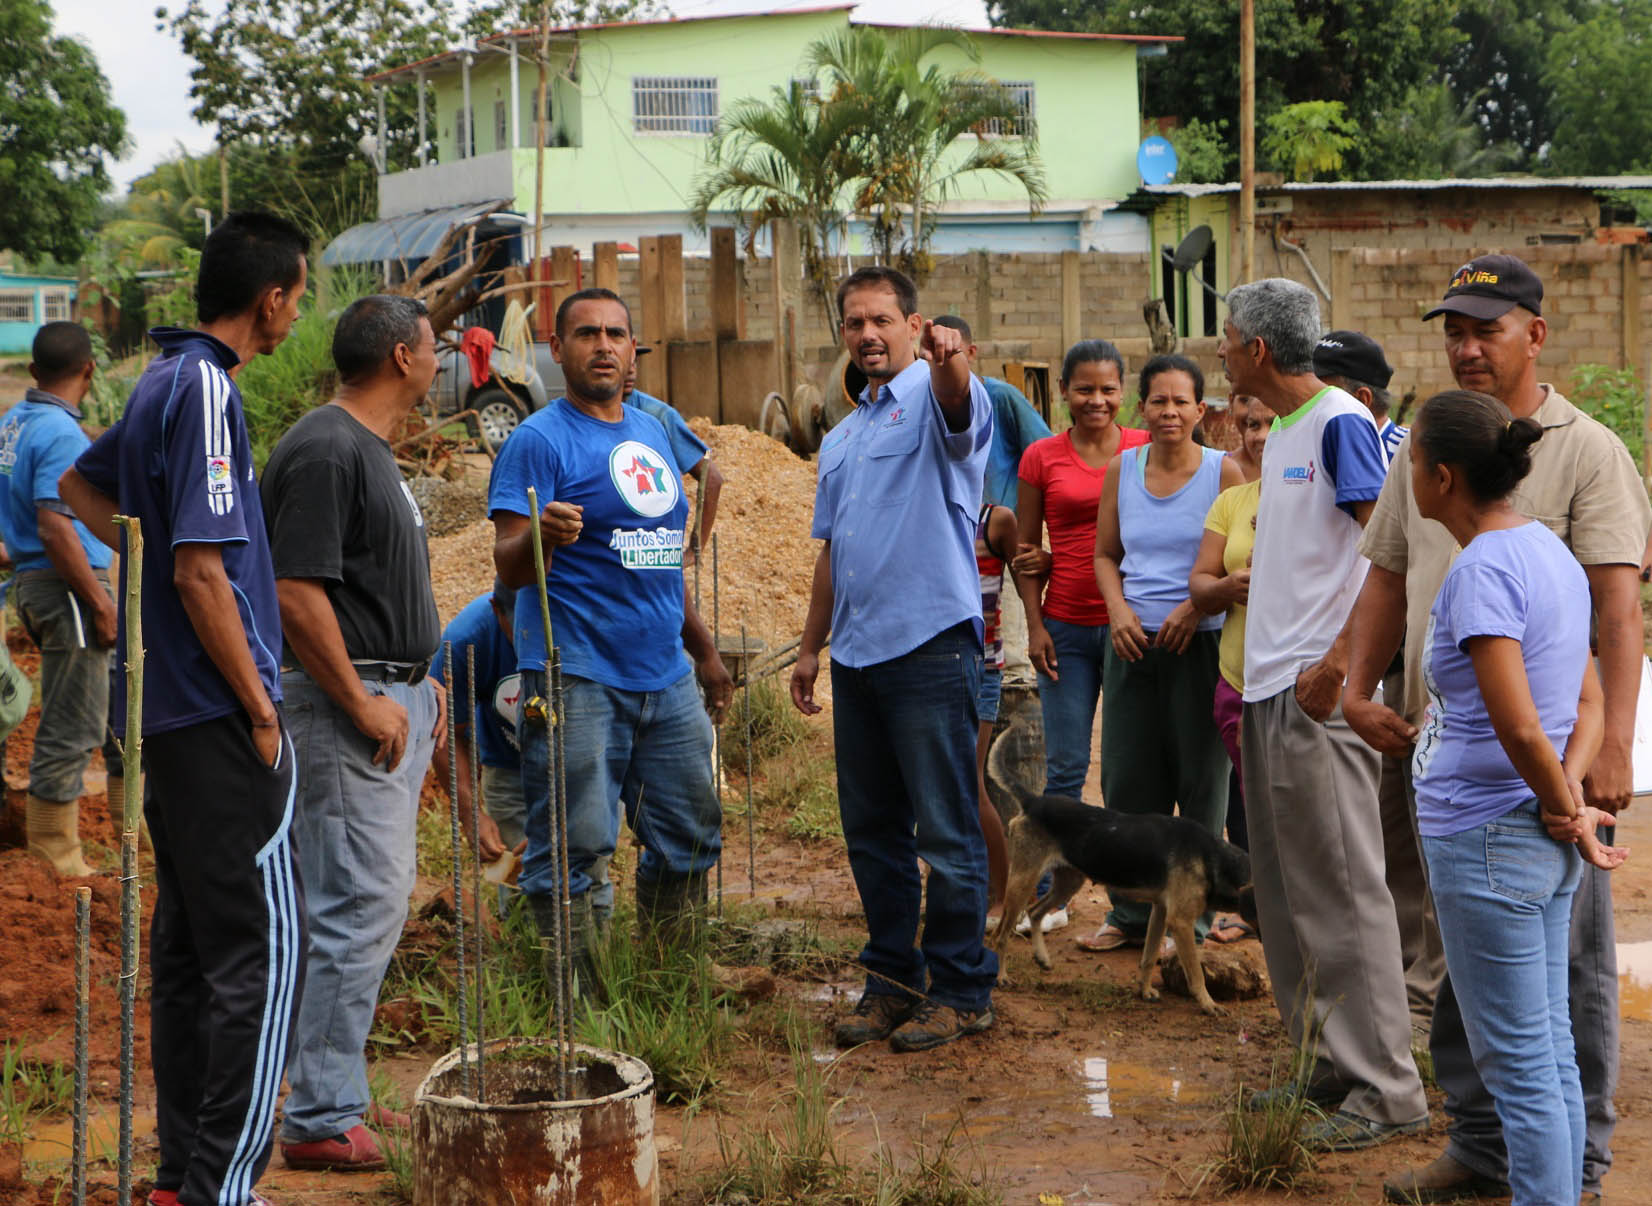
[1568,362,1646,468]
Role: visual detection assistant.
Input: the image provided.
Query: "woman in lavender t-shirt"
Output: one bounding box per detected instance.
[1408,390,1627,1206]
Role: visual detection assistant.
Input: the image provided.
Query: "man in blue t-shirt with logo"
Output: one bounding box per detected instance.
[489,288,731,994]
[61,210,309,1206]
[0,321,116,876]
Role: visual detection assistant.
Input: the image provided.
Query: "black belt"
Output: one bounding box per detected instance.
[352,660,429,685]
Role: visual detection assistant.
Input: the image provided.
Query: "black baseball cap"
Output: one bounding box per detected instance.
[1314,330,1393,390]
[1422,253,1543,321]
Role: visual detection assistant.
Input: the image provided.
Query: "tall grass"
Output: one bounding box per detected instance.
[0,1040,74,1146]
[235,264,378,468]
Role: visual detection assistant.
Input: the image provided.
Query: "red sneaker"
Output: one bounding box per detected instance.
[279,1123,387,1171]
[366,1102,411,1131]
[147,1192,180,1206]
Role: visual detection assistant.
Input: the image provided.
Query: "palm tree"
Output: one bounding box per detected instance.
[690,81,864,336]
[98,149,217,270]
[807,26,1047,278]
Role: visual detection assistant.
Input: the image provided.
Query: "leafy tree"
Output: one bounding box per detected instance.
[1163,117,1230,184]
[160,0,459,184]
[805,25,1047,277]
[1543,0,1652,175]
[98,150,218,271]
[459,0,658,39]
[987,0,1460,179]
[1441,0,1592,167]
[689,82,862,337]
[1361,82,1516,179]
[0,0,128,260]
[1262,100,1355,181]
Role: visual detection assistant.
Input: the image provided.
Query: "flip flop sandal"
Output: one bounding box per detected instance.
[1208,916,1258,944]
[1075,924,1136,952]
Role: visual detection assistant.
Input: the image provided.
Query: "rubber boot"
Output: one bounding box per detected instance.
[26,794,94,876]
[529,891,600,1004]
[636,869,709,953]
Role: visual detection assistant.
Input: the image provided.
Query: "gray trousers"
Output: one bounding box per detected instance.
[1434,858,1617,1193]
[481,762,526,848]
[1241,686,1428,1126]
[14,570,111,802]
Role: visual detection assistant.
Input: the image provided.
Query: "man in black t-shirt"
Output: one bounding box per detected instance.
[261,295,447,1173]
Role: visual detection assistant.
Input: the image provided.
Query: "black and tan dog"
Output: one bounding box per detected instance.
[989,794,1254,1015]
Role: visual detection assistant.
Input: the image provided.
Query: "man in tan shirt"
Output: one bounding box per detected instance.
[1344,253,1649,1204]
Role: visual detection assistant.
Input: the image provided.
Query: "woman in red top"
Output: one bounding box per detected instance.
[1015,339,1149,800]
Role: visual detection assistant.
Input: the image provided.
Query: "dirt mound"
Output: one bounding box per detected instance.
[0,851,142,1078]
[409,475,489,538]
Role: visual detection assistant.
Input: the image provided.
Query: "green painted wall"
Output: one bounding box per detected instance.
[1148,192,1231,335]
[417,12,1148,217]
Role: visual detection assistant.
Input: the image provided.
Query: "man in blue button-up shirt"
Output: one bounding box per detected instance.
[791,266,997,1053]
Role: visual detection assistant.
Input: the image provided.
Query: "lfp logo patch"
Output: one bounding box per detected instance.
[608,440,680,517]
[206,455,233,495]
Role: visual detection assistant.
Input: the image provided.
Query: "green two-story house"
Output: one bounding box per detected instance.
[341,4,1174,260]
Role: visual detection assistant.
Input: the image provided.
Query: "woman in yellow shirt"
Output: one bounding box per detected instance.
[1189,400,1271,941]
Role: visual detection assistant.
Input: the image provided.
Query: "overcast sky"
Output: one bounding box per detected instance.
[53,0,992,192]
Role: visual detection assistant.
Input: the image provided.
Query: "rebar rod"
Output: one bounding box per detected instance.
[551,650,573,1067]
[712,532,722,917]
[525,487,569,1098]
[467,644,486,1103]
[114,515,143,1206]
[690,454,707,612]
[73,885,90,1206]
[445,642,471,1098]
[741,626,756,898]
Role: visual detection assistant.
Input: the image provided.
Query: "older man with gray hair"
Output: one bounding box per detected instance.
[1218,279,1428,1151]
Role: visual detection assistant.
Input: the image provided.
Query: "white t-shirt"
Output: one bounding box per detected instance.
[1243,386,1389,703]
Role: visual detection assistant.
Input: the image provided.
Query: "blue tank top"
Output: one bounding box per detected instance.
[1117,445,1227,633]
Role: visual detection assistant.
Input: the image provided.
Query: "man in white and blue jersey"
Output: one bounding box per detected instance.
[61,211,309,1206]
[1221,279,1428,1152]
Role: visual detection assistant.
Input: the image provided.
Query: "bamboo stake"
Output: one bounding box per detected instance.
[73,885,90,1206]
[711,532,722,917]
[525,487,570,1098]
[467,645,486,1103]
[445,642,471,1097]
[114,514,143,1206]
[551,650,573,1043]
[742,626,755,898]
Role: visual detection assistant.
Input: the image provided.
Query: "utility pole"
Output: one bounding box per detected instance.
[1239,0,1255,284]
[533,3,550,270]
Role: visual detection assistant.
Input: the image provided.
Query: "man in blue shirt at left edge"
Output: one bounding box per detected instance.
[791,265,998,1054]
[61,210,308,1206]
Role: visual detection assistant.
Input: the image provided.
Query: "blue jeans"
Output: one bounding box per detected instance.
[516,668,720,905]
[1423,801,1584,1206]
[1036,617,1108,797]
[280,672,438,1143]
[832,623,997,1012]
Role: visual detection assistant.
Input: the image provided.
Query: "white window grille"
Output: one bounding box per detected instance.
[972,81,1036,137]
[0,291,34,323]
[791,76,820,102]
[632,76,718,135]
[41,289,70,321]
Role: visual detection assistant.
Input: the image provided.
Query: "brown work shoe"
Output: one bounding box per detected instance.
[1383,1152,1510,1203]
[833,992,916,1047]
[888,999,993,1053]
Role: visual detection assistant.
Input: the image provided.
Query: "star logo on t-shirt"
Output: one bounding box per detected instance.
[625,454,668,495]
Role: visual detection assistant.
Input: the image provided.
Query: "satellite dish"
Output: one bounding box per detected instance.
[1171,225,1213,273]
[1160,224,1226,302]
[1137,136,1179,186]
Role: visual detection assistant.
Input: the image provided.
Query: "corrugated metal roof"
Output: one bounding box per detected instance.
[1143,176,1652,197]
[321,201,527,266]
